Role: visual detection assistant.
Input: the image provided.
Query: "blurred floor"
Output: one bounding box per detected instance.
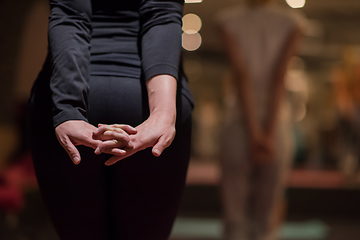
[170,216,360,240]
[170,161,360,240]
[1,160,360,240]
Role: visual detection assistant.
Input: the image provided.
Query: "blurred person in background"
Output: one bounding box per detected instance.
[332,47,360,182]
[27,0,193,239]
[217,0,303,239]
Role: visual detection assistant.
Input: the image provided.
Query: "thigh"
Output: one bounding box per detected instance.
[29,118,111,240]
[28,75,117,239]
[108,116,192,240]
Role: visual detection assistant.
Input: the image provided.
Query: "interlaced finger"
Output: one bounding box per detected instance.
[111,124,137,134]
[104,148,136,165]
[97,124,137,135]
[95,139,129,155]
[94,125,126,136]
[101,147,127,156]
[93,129,130,143]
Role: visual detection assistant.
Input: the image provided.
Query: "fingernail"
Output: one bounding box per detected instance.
[153,149,161,156]
[94,129,99,134]
[73,157,80,164]
[119,149,126,154]
[95,147,100,154]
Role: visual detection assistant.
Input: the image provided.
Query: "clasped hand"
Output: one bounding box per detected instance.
[94,112,176,166]
[249,132,276,166]
[55,114,175,166]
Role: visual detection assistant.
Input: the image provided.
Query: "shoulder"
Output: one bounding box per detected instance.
[268,5,306,30]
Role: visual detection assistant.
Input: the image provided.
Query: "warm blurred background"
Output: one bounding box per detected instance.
[1,0,360,239]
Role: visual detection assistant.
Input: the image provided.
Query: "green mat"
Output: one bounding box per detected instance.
[171,218,329,239]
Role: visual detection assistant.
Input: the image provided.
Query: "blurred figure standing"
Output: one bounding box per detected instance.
[217,0,303,239]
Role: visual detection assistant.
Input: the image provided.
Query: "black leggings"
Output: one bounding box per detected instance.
[28,76,192,240]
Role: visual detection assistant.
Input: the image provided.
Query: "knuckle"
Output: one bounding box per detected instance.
[114,128,125,134]
[62,139,71,150]
[98,142,106,149]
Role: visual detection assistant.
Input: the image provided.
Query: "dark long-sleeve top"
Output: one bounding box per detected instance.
[44,0,192,127]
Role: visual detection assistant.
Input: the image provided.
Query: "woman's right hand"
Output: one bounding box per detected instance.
[93,74,177,165]
[93,110,176,166]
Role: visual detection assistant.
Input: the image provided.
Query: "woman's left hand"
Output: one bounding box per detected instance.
[94,112,176,166]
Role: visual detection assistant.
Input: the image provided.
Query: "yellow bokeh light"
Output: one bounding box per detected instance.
[184,0,203,3]
[182,13,202,34]
[285,0,306,8]
[182,32,202,51]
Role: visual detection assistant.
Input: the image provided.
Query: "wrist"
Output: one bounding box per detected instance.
[146,74,177,125]
[149,109,176,125]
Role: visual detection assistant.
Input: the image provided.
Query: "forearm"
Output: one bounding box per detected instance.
[49,0,92,127]
[236,76,262,138]
[265,26,303,138]
[219,26,261,138]
[264,79,285,139]
[146,74,177,123]
[140,0,182,123]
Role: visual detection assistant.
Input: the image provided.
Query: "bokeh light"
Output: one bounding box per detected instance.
[182,32,202,51]
[285,0,306,8]
[184,0,202,3]
[182,13,202,34]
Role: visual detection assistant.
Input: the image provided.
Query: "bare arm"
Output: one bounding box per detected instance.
[219,25,262,141]
[264,26,303,139]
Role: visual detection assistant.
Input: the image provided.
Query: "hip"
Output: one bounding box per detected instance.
[28,74,192,130]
